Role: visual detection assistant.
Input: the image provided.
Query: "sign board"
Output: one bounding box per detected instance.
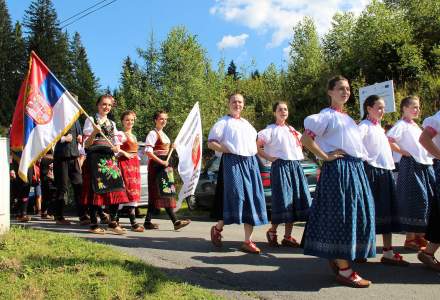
[359,80,395,117]
[0,137,10,233]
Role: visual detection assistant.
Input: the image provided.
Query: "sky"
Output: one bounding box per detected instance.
[6,0,370,90]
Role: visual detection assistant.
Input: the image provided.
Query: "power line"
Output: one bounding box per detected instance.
[61,0,118,29]
[60,0,110,25]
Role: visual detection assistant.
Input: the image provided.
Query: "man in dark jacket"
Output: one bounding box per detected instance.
[53,119,88,224]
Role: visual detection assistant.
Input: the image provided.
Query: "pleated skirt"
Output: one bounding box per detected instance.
[303,156,376,260]
[270,159,312,224]
[222,153,268,226]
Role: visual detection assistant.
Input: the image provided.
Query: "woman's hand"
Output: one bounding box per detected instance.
[160,159,169,167]
[92,123,101,134]
[324,150,345,161]
[111,145,120,153]
[10,170,16,179]
[269,156,278,162]
[400,150,411,157]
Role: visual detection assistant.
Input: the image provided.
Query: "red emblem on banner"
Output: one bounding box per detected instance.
[25,89,53,125]
[191,134,201,170]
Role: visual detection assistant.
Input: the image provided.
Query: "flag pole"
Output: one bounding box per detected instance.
[165,148,174,164]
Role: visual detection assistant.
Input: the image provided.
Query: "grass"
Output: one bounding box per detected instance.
[0,227,219,300]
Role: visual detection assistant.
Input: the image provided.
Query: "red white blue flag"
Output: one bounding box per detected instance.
[10,51,83,182]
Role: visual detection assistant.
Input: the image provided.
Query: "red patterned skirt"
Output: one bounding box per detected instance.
[148,158,176,209]
[118,155,141,203]
[81,157,129,206]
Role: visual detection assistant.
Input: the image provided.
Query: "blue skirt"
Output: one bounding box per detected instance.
[364,163,400,234]
[395,156,435,232]
[424,160,440,243]
[222,153,268,226]
[303,156,376,260]
[270,159,312,224]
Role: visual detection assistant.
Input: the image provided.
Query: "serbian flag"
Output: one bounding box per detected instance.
[10,51,83,182]
[174,102,202,210]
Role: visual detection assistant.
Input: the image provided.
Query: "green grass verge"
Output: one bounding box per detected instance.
[0,227,218,300]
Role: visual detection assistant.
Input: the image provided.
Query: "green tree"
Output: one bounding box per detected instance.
[227,60,239,80]
[23,0,71,84]
[285,17,329,126]
[68,32,99,116]
[351,0,424,84]
[0,0,26,128]
[158,26,212,138]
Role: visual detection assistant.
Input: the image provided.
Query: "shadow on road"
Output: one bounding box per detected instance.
[14,220,440,293]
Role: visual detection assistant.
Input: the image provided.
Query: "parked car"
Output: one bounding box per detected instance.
[193,155,320,211]
[137,143,149,207]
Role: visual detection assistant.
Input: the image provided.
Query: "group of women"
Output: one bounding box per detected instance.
[208,76,440,288]
[81,94,190,235]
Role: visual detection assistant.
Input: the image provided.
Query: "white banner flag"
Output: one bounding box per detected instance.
[174,102,202,210]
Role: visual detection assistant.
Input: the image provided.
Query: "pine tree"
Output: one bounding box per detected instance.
[69,32,99,115]
[23,0,71,84]
[227,60,239,80]
[0,0,26,129]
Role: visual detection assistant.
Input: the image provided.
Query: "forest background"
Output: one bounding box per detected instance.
[2,0,440,152]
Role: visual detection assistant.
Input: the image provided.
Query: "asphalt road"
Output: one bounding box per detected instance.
[13,216,440,300]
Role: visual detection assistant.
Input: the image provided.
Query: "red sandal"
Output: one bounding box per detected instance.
[241,240,261,254]
[281,236,300,248]
[266,229,279,247]
[210,225,223,247]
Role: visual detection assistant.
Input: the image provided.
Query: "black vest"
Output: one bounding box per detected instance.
[54,120,82,159]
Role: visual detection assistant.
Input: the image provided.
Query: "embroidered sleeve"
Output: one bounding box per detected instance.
[208,118,226,143]
[116,131,126,144]
[425,126,438,138]
[257,127,272,145]
[304,112,329,138]
[304,129,317,140]
[386,122,403,143]
[110,121,122,146]
[144,130,158,153]
[82,118,94,144]
[423,115,440,137]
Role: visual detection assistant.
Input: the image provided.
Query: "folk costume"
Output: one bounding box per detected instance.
[303,108,376,260]
[143,129,187,229]
[117,132,143,231]
[118,132,141,205]
[387,119,435,233]
[421,112,440,244]
[257,124,311,224]
[81,115,128,230]
[358,119,401,234]
[208,115,268,226]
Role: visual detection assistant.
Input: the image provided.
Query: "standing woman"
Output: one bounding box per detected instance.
[387,96,435,250]
[418,111,440,271]
[82,94,128,234]
[208,93,268,254]
[257,101,311,247]
[117,110,144,232]
[143,110,191,231]
[359,95,409,266]
[301,76,375,288]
